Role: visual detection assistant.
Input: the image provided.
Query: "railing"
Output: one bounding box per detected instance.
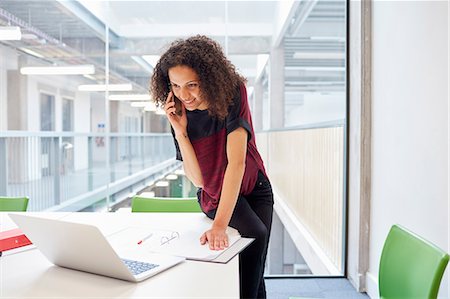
[256,120,346,274]
[0,131,176,211]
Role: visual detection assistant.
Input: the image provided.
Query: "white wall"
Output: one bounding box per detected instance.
[367,1,448,298]
[27,74,81,132]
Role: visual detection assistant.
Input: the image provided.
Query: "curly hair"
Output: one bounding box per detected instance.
[150,35,246,120]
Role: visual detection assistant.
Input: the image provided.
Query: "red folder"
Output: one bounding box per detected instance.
[0,228,32,253]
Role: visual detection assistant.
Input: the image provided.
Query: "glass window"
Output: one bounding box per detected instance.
[40,93,55,131]
[0,0,348,279]
[62,98,74,132]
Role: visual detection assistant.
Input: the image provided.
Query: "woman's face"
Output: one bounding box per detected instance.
[168,65,208,111]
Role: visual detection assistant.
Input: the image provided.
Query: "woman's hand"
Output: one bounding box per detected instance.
[164,91,187,135]
[200,226,229,250]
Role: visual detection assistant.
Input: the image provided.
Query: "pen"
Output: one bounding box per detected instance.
[137,233,153,245]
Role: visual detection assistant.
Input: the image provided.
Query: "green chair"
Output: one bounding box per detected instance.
[131,196,201,213]
[0,196,29,211]
[379,224,449,299]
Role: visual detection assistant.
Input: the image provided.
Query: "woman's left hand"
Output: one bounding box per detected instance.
[200,227,229,250]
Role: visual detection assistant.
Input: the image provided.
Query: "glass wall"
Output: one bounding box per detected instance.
[0,0,347,277]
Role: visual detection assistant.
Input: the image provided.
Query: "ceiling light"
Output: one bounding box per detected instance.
[78,84,132,92]
[174,169,185,175]
[155,181,169,187]
[293,52,345,60]
[108,94,150,101]
[21,64,95,75]
[19,47,44,59]
[166,174,178,180]
[0,26,21,40]
[143,103,157,112]
[142,55,161,68]
[130,101,150,108]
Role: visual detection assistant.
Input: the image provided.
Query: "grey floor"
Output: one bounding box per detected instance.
[266,278,370,299]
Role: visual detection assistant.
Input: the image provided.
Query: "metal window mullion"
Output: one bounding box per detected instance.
[53,137,61,205]
[0,137,7,195]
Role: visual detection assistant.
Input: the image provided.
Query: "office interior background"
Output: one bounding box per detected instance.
[0,1,448,298]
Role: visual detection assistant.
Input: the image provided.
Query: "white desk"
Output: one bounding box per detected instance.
[0,212,239,298]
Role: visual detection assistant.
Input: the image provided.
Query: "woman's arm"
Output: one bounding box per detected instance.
[175,132,204,188]
[164,91,204,187]
[200,127,248,250]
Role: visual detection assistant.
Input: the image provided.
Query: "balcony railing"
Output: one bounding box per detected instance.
[0,131,176,211]
[257,120,346,275]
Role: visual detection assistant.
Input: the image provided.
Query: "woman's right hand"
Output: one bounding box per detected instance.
[164,91,187,135]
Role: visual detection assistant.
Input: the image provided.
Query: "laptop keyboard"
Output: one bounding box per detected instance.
[121,258,159,276]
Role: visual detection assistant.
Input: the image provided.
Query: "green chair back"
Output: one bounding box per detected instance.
[379,225,449,299]
[131,196,201,213]
[0,196,29,212]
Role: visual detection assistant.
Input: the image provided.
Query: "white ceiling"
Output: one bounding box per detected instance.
[0,0,346,93]
[78,1,277,37]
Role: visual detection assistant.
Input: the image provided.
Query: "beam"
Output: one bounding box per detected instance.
[56,0,121,47]
[272,0,300,48]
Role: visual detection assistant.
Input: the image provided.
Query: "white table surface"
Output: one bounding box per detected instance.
[0,212,239,298]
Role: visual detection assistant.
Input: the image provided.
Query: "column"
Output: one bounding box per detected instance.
[253,81,264,132]
[269,46,285,129]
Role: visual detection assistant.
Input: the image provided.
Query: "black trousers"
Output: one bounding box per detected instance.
[202,171,274,299]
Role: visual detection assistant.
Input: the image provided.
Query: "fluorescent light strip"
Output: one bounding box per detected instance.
[78,84,132,92]
[143,103,157,112]
[21,65,95,75]
[130,101,150,108]
[109,94,150,101]
[0,26,21,40]
[166,174,178,180]
[155,181,169,187]
[174,169,185,175]
[19,47,44,58]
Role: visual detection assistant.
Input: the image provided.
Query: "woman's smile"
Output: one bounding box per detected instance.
[168,65,208,111]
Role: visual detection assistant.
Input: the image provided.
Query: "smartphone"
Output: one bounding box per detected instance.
[168,84,182,116]
[173,94,182,116]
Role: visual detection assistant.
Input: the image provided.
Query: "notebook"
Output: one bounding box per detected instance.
[107,226,254,263]
[8,213,185,282]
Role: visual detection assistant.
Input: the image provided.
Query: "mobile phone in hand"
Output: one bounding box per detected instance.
[168,84,182,116]
[173,94,182,116]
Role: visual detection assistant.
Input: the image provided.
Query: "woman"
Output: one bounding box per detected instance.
[150,35,273,299]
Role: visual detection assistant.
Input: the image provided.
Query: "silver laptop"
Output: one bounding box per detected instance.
[9,213,185,282]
